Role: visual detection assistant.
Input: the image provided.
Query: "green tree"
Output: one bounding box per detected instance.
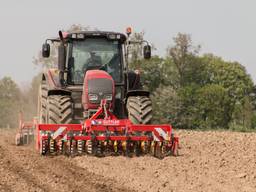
[168,33,201,87]
[195,84,229,129]
[155,34,255,130]
[201,54,254,126]
[139,56,165,92]
[0,77,21,128]
[20,73,42,121]
[176,85,200,129]
[231,96,254,130]
[152,86,181,125]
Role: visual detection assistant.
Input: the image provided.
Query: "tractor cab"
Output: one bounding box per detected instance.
[39,29,152,122]
[42,30,150,86]
[42,31,126,85]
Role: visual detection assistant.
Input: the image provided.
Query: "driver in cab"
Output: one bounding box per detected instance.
[83,52,120,81]
[83,52,103,71]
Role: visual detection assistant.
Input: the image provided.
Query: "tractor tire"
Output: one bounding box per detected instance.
[38,84,48,123]
[46,95,73,124]
[126,96,153,124]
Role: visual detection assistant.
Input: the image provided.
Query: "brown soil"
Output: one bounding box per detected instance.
[0,129,256,192]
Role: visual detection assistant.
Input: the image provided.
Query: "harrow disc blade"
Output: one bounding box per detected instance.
[77,140,85,154]
[49,139,56,154]
[40,139,48,155]
[154,142,165,159]
[96,141,105,157]
[68,140,77,157]
[86,140,93,154]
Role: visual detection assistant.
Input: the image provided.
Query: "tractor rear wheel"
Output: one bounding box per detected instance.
[126,96,153,124]
[46,95,73,124]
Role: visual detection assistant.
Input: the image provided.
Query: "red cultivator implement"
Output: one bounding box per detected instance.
[15,113,36,146]
[36,100,179,159]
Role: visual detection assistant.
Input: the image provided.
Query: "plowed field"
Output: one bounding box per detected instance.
[0,129,255,192]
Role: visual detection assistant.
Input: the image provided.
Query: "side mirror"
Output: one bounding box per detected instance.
[143,45,151,59]
[42,43,50,58]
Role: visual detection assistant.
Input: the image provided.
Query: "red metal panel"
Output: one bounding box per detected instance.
[90,126,126,132]
[38,124,83,131]
[129,125,172,132]
[37,123,172,135]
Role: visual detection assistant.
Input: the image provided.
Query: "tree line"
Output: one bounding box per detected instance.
[130,32,256,130]
[0,27,255,130]
[0,74,40,128]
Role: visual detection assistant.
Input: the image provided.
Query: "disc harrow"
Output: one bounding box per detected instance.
[36,100,179,159]
[15,113,37,146]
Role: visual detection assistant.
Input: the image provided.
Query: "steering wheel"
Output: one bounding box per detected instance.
[99,64,107,71]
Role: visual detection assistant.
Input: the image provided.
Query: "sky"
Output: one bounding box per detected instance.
[0,0,255,86]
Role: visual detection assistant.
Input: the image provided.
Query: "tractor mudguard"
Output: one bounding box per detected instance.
[127,71,142,90]
[47,89,71,96]
[41,69,71,96]
[42,68,62,90]
[126,90,150,98]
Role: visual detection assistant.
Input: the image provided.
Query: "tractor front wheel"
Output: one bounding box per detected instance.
[126,96,153,124]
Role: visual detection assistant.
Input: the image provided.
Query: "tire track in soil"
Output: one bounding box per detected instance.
[0,145,50,192]
[0,184,12,192]
[0,130,134,192]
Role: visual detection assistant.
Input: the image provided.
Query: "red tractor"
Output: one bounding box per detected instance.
[37,29,178,158]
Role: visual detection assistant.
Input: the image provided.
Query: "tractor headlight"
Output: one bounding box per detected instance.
[71,34,77,38]
[77,33,85,39]
[104,94,112,101]
[89,94,98,101]
[108,34,116,39]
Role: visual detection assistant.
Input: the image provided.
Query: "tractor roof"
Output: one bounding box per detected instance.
[48,31,127,43]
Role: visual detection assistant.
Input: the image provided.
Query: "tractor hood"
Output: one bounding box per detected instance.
[82,70,115,111]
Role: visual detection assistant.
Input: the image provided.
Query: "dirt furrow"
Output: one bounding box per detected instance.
[0,130,134,192]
